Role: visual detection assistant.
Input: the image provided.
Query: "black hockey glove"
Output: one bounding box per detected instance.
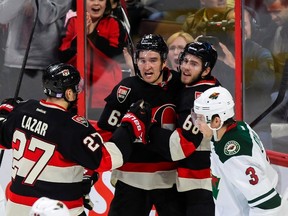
[121,99,152,144]
[82,171,99,210]
[0,97,23,120]
[83,194,94,210]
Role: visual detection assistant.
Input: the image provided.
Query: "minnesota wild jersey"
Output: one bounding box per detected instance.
[211,121,282,216]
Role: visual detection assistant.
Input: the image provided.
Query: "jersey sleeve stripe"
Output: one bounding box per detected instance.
[98,141,123,171]
[170,128,196,161]
[248,188,281,208]
[15,158,84,183]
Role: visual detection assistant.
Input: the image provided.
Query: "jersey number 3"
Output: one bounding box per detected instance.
[12,130,56,185]
[245,167,259,185]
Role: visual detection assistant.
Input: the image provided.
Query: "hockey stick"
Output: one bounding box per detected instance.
[0,0,39,167]
[118,4,138,76]
[250,59,288,128]
[126,32,138,76]
[14,0,39,98]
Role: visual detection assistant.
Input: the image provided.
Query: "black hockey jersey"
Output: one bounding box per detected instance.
[149,76,221,191]
[176,77,221,191]
[97,68,183,189]
[0,99,133,216]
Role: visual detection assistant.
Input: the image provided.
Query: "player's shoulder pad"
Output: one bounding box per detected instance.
[216,122,254,163]
[107,76,138,104]
[122,76,138,84]
[71,115,90,128]
[14,99,36,110]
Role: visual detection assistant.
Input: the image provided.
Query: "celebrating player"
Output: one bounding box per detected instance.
[149,41,220,215]
[97,34,183,216]
[0,63,151,216]
[193,86,284,216]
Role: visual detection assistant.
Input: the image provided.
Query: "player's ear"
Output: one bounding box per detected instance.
[211,115,221,127]
[65,88,76,102]
[201,67,211,78]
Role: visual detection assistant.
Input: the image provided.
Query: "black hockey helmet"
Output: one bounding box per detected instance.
[178,41,218,70]
[43,63,81,98]
[135,34,168,62]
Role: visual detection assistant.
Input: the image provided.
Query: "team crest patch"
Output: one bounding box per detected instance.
[61,69,70,76]
[72,115,89,127]
[117,85,131,103]
[224,140,240,156]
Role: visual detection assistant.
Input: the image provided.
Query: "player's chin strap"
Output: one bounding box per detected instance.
[208,122,223,142]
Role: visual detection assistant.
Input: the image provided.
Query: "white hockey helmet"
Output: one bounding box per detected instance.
[29,197,70,216]
[194,86,235,123]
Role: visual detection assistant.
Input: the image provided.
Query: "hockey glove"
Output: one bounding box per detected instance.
[121,99,152,144]
[83,194,94,210]
[0,97,23,121]
[82,171,99,194]
[82,171,98,210]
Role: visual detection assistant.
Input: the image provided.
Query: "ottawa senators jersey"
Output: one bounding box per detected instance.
[97,68,183,189]
[175,77,221,191]
[149,76,220,191]
[148,76,220,191]
[0,99,133,216]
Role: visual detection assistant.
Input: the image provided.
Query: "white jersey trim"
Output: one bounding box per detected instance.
[103,141,124,169]
[176,176,212,192]
[111,169,177,190]
[170,130,211,161]
[16,157,84,183]
[169,130,186,161]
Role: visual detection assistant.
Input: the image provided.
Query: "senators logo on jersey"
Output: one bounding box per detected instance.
[152,104,176,131]
[72,115,89,127]
[117,85,131,103]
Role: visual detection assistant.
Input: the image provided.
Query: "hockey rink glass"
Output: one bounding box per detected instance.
[191,109,206,127]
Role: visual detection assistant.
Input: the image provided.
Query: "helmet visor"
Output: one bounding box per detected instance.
[191,109,206,127]
[74,78,84,93]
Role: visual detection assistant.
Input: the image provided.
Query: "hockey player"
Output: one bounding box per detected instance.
[0,63,152,216]
[193,86,284,216]
[149,41,220,215]
[97,34,183,216]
